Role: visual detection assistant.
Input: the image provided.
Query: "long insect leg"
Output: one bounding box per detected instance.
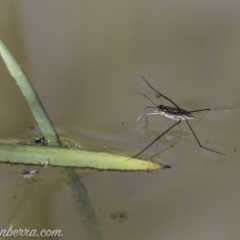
[138,93,159,130]
[141,75,180,109]
[190,106,240,114]
[185,119,225,155]
[144,115,151,131]
[137,106,156,121]
[133,120,182,158]
[189,108,210,113]
[143,115,160,135]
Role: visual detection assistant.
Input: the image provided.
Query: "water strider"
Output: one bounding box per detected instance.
[134,75,227,158]
[18,169,41,182]
[17,160,49,184]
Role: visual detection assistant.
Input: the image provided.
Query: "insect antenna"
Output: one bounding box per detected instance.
[141,75,180,109]
[139,93,158,107]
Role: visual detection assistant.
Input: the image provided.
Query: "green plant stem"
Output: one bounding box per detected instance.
[0,40,170,240]
[0,142,166,170]
[0,41,60,146]
[0,40,103,240]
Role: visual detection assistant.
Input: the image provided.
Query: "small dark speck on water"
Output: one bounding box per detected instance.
[29,125,35,130]
[205,140,209,143]
[118,212,127,221]
[122,122,124,125]
[110,212,127,222]
[155,94,160,98]
[234,148,237,152]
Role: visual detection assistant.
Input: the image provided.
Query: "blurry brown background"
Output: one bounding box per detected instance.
[0,1,240,240]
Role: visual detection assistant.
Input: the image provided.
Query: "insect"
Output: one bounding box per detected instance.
[19,169,40,182]
[133,75,226,158]
[34,136,47,146]
[17,160,49,184]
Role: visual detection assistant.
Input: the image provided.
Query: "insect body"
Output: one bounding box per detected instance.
[143,105,194,121]
[20,169,40,181]
[134,76,225,158]
[17,160,49,184]
[34,136,47,146]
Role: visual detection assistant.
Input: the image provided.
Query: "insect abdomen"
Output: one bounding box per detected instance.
[162,108,194,121]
